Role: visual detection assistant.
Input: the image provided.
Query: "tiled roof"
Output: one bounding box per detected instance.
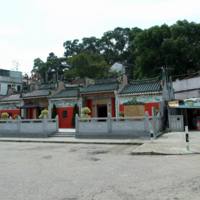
[80,82,118,94]
[38,83,56,90]
[22,90,50,98]
[120,79,162,95]
[51,88,79,99]
[95,78,117,84]
[0,94,21,102]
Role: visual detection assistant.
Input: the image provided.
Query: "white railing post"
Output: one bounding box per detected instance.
[55,115,59,131]
[147,117,155,139]
[144,112,148,132]
[185,126,190,151]
[107,113,112,133]
[42,118,46,135]
[75,114,79,133]
[17,118,21,134]
[48,101,52,119]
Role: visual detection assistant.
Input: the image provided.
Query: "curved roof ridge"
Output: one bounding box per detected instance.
[129,76,160,85]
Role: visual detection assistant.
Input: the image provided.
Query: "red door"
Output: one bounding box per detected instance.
[27,108,34,119]
[57,107,74,128]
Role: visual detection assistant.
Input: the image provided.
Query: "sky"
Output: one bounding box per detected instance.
[0,0,199,74]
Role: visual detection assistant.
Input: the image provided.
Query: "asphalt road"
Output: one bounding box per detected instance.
[0,142,199,200]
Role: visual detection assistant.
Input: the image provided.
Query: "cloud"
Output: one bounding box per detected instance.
[32,0,200,41]
[0,25,23,37]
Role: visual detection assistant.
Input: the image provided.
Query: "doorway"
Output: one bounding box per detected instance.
[187,108,200,130]
[97,104,107,118]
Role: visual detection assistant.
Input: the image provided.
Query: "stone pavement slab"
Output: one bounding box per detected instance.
[1,142,200,200]
[0,136,144,145]
[1,131,200,155]
[132,142,200,155]
[132,131,200,155]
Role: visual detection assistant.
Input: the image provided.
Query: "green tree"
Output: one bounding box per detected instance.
[133,24,171,78]
[64,68,77,81]
[82,37,100,54]
[63,39,83,58]
[67,52,110,79]
[100,27,131,64]
[34,20,200,81]
[32,58,47,83]
[46,52,64,82]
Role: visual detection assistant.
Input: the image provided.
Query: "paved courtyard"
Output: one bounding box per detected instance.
[0,142,200,200]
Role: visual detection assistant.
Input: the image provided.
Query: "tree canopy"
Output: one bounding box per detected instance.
[66,52,109,79]
[32,20,200,82]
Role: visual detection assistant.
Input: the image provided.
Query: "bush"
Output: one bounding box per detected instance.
[13,114,20,120]
[1,112,9,119]
[39,109,49,119]
[81,107,91,115]
[81,107,91,119]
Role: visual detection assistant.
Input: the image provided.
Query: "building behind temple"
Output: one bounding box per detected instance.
[0,69,23,97]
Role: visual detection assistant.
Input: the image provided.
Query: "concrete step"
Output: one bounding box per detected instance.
[53,132,75,137]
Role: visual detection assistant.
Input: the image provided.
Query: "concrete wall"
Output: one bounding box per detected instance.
[175,90,200,100]
[75,115,152,138]
[173,77,200,99]
[111,120,147,136]
[79,121,108,135]
[0,118,58,138]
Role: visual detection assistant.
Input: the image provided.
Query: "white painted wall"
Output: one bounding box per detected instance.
[0,83,8,95]
[173,76,200,91]
[173,76,200,99]
[0,83,22,95]
[0,69,23,96]
[175,90,200,100]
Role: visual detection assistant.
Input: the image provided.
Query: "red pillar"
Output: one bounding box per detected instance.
[86,99,92,116]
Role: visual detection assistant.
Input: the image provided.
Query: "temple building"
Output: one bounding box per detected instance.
[49,86,80,128]
[0,94,21,117]
[20,89,51,119]
[0,71,170,128]
[118,78,162,117]
[80,79,119,117]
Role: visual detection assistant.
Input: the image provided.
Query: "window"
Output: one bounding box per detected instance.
[62,110,68,118]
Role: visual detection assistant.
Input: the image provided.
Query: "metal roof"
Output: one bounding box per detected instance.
[119,79,162,95]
